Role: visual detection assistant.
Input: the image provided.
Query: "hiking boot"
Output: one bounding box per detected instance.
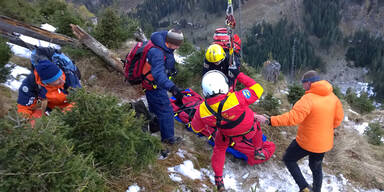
[300,187,313,192]
[254,149,266,160]
[162,136,182,145]
[215,176,225,192]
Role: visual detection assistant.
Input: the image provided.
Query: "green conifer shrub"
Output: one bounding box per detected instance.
[364,122,383,145]
[259,93,280,115]
[0,110,105,192]
[0,0,41,23]
[0,37,12,83]
[177,40,195,56]
[333,85,343,99]
[37,0,85,37]
[174,49,205,89]
[93,8,137,49]
[287,84,305,105]
[55,89,161,174]
[345,88,375,114]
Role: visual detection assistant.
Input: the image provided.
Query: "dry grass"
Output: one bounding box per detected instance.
[328,126,384,189]
[0,85,17,118]
[9,56,31,69]
[73,51,144,100]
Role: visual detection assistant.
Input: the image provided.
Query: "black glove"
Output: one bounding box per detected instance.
[228,65,240,80]
[170,86,184,106]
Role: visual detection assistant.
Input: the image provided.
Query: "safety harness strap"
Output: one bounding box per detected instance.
[204,96,245,129]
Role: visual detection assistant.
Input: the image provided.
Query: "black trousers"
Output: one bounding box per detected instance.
[283,140,324,192]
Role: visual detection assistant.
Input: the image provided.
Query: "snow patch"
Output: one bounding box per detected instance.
[7,23,60,59]
[355,122,369,135]
[280,89,289,95]
[168,160,202,180]
[169,173,182,182]
[2,64,30,91]
[348,109,359,115]
[174,53,186,64]
[41,23,56,32]
[126,184,140,192]
[176,149,187,159]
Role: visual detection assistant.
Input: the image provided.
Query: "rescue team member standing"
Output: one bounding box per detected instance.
[144,29,184,145]
[18,60,78,124]
[255,70,344,192]
[191,69,265,192]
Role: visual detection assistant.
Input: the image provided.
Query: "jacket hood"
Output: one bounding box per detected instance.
[306,80,333,96]
[150,31,173,53]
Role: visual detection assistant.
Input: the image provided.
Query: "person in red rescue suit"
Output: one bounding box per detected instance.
[17,60,77,124]
[190,69,269,191]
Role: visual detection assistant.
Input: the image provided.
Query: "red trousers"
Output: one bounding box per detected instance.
[211,122,263,176]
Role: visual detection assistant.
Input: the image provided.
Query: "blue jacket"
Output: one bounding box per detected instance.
[147,31,176,90]
[17,73,42,106]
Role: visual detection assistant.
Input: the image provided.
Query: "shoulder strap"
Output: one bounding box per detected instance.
[204,96,245,129]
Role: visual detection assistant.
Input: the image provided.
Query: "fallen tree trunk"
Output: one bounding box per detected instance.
[0,15,79,48]
[70,24,124,75]
[0,29,35,50]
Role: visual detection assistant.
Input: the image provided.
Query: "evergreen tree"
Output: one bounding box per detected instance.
[55,89,162,174]
[303,0,342,49]
[287,84,305,105]
[0,110,106,191]
[93,8,136,49]
[0,0,41,23]
[346,30,384,100]
[243,19,324,77]
[0,38,12,83]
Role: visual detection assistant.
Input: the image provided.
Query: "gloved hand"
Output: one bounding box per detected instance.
[228,64,240,80]
[170,85,184,106]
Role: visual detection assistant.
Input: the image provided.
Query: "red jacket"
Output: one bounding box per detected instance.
[191,72,264,136]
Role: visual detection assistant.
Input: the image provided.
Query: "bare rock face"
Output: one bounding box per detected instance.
[262,60,281,83]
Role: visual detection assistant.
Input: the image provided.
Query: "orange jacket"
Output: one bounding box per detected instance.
[34,70,72,110]
[271,80,344,153]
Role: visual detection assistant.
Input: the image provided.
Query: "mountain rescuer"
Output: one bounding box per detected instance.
[191,69,266,191]
[17,60,78,125]
[203,44,241,87]
[255,70,344,192]
[144,29,184,145]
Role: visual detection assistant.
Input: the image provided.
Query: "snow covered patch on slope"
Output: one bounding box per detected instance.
[125,184,140,192]
[337,81,375,97]
[7,43,32,58]
[176,149,187,158]
[7,24,60,59]
[2,64,30,91]
[168,160,202,180]
[280,89,289,95]
[41,23,56,32]
[174,53,186,64]
[355,122,369,135]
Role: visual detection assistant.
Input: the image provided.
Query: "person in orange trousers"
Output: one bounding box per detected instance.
[255,70,344,192]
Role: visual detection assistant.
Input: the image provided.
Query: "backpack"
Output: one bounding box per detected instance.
[213,28,241,54]
[123,40,156,85]
[30,47,82,88]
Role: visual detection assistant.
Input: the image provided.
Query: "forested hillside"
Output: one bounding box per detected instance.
[0,0,383,191]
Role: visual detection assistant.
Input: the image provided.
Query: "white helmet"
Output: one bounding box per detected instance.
[202,70,229,97]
